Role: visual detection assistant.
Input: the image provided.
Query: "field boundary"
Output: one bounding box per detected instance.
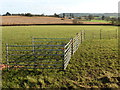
[2,23,119,26]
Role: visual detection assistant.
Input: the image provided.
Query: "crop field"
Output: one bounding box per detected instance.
[1,16,73,25]
[1,16,112,26]
[2,25,119,88]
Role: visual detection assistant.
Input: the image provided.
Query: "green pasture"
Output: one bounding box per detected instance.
[2,25,119,88]
[85,20,111,23]
[2,25,117,44]
[2,25,118,62]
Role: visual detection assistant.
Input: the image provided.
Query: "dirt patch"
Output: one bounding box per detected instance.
[0,64,8,70]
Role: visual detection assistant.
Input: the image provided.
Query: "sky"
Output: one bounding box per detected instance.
[0,0,119,15]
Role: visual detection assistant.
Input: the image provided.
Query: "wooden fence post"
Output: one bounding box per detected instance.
[32,37,35,54]
[76,33,79,50]
[6,43,9,70]
[84,30,85,40]
[81,31,83,43]
[116,29,118,39]
[71,38,73,55]
[32,37,36,61]
[78,32,80,44]
[100,29,102,40]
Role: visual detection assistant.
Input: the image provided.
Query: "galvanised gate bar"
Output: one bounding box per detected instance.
[5,31,85,70]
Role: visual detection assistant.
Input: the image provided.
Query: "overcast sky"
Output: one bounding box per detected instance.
[0,0,119,15]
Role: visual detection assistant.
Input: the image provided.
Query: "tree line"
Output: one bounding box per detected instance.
[1,12,59,17]
[1,12,119,25]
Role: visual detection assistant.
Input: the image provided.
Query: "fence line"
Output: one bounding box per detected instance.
[63,30,85,69]
[5,29,117,70]
[5,31,85,70]
[6,47,64,69]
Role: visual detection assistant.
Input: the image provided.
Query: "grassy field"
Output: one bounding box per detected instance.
[84,20,111,23]
[2,25,119,88]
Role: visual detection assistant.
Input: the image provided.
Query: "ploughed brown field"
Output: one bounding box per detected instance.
[1,16,73,25]
[1,16,112,25]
